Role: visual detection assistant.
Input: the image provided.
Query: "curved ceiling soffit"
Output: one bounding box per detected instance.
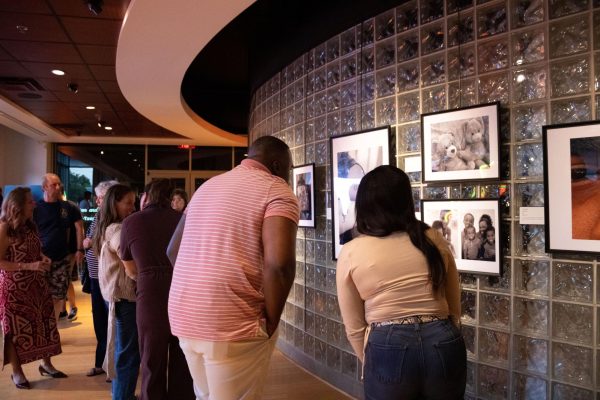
[116,0,253,147]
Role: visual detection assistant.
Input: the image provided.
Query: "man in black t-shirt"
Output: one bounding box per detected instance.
[33,173,84,321]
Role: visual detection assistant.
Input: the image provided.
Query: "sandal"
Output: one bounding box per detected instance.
[86,367,105,377]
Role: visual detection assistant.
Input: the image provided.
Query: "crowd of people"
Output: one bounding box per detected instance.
[0,136,466,400]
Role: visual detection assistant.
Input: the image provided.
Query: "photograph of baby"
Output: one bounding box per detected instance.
[570,137,600,241]
[430,116,490,172]
[421,199,500,274]
[292,164,315,228]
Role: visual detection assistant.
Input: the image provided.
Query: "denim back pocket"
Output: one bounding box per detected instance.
[433,334,467,380]
[365,342,408,384]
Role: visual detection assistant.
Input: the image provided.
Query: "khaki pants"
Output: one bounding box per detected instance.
[178,328,278,400]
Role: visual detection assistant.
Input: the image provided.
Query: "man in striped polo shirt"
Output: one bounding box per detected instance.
[168,136,299,400]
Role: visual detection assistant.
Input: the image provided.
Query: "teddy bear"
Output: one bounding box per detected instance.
[458,118,488,169]
[433,132,470,171]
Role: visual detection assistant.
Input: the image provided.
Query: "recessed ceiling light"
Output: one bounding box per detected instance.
[133,159,138,162]
[51,69,65,76]
[16,25,28,34]
[104,126,112,130]
[100,150,104,155]
[86,105,95,110]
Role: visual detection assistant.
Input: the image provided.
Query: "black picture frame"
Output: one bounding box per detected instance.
[292,163,315,228]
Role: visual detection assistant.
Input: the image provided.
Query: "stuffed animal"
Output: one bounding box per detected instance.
[434,132,470,171]
[458,118,488,169]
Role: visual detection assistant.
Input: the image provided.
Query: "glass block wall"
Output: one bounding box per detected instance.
[249,1,600,398]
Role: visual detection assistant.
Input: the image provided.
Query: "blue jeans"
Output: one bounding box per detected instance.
[113,300,140,400]
[364,319,466,400]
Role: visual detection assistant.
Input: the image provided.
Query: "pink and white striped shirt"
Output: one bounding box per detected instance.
[168,159,299,341]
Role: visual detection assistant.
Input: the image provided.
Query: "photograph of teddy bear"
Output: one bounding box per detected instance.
[430,116,490,172]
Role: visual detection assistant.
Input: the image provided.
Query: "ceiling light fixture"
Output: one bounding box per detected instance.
[100,150,104,155]
[16,25,28,34]
[86,105,95,110]
[51,69,65,76]
[104,126,112,130]
[97,120,104,128]
[67,82,79,93]
[87,0,103,15]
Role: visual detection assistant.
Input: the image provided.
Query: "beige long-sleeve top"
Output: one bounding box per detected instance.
[336,229,460,362]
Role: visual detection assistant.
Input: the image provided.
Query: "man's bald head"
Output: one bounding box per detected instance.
[248,136,292,182]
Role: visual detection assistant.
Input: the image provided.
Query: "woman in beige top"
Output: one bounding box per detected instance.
[93,184,138,400]
[336,165,465,400]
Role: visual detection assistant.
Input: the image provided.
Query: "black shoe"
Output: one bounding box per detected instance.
[67,307,78,321]
[58,310,67,319]
[39,365,68,378]
[11,374,31,389]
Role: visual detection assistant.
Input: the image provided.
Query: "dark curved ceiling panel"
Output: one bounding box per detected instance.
[182,0,407,135]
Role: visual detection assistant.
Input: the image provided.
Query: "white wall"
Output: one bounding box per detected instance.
[0,125,48,187]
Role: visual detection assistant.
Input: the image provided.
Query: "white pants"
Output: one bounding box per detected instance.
[178,329,278,400]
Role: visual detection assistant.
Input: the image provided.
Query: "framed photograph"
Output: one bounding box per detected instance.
[292,163,315,228]
[331,127,393,259]
[421,102,500,183]
[543,121,600,254]
[421,199,501,275]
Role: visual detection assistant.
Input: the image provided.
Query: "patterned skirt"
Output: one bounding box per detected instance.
[0,270,61,365]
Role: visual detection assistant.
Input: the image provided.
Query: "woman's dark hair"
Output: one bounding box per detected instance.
[355,165,446,295]
[92,184,134,257]
[171,188,188,208]
[479,214,493,228]
[146,179,174,208]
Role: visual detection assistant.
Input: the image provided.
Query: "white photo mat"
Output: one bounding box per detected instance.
[292,163,315,228]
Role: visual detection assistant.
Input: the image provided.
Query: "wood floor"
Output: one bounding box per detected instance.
[0,283,353,399]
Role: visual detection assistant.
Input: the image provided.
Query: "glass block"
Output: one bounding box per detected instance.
[478,72,509,104]
[478,364,509,399]
[515,143,544,178]
[396,1,419,32]
[305,143,315,164]
[515,224,546,256]
[460,273,477,288]
[375,9,395,41]
[295,102,305,123]
[420,0,444,23]
[550,56,590,97]
[362,73,375,101]
[423,185,448,199]
[550,96,591,124]
[397,92,420,122]
[553,262,593,302]
[512,66,547,103]
[314,289,326,315]
[514,258,548,294]
[327,87,340,113]
[513,104,546,141]
[326,344,341,371]
[397,31,419,62]
[553,302,593,344]
[326,319,342,345]
[551,382,594,400]
[512,0,544,28]
[447,12,474,46]
[315,116,326,140]
[341,27,356,56]
[514,297,549,335]
[341,351,358,379]
[307,74,315,97]
[375,67,396,97]
[315,141,328,166]
[326,37,339,63]
[315,338,327,363]
[326,61,340,87]
[315,43,327,69]
[462,324,476,357]
[340,80,357,107]
[327,112,341,137]
[421,21,445,54]
[375,38,396,69]
[448,0,473,13]
[480,293,510,327]
[361,102,375,130]
[552,342,593,386]
[512,373,547,400]
[479,328,510,364]
[326,268,337,294]
[513,335,548,375]
[461,290,477,323]
[359,19,374,46]
[448,79,477,108]
[294,326,304,348]
[481,264,510,291]
[478,38,509,73]
[422,85,446,113]
[466,361,476,394]
[550,0,589,19]
[314,67,326,93]
[477,2,507,38]
[397,123,421,152]
[397,61,420,91]
[341,108,358,133]
[595,11,600,50]
[512,29,545,66]
[448,45,476,80]
[315,241,327,267]
[340,55,357,82]
[549,15,590,58]
[376,97,396,126]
